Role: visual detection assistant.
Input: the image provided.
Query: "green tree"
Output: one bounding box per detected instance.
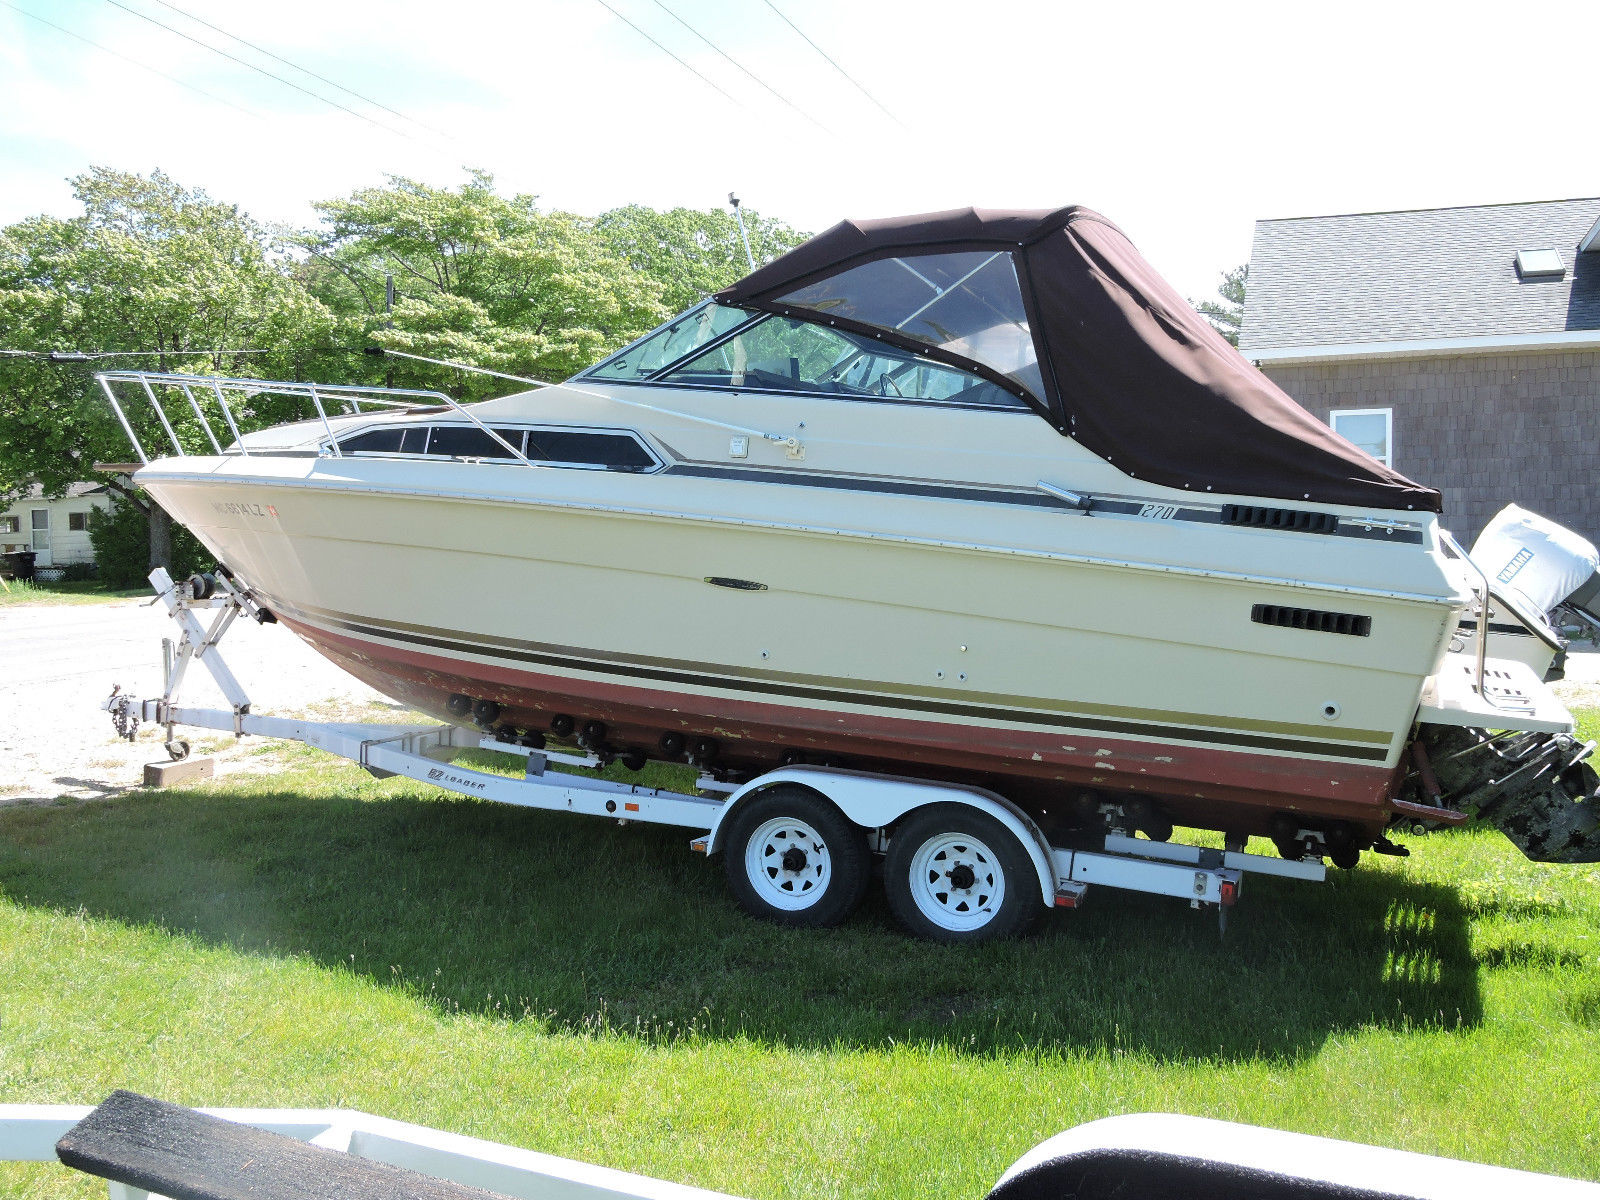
[1193,263,1248,347]
[302,171,671,397]
[88,494,209,586]
[594,204,808,314]
[0,168,333,567]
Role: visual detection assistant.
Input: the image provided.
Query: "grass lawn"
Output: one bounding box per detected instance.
[0,580,146,608]
[2,727,1598,1198]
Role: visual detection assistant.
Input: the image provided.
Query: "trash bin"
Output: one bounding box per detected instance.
[1,550,36,581]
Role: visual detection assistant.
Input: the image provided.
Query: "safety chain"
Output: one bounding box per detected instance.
[106,685,140,742]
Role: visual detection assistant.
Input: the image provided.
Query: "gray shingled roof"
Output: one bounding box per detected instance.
[1239,197,1600,355]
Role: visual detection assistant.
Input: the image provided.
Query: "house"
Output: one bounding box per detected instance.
[0,482,114,574]
[1239,197,1600,549]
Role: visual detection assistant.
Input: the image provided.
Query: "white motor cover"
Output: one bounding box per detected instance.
[1470,504,1600,614]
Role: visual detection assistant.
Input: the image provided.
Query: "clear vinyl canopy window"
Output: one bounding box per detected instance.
[774,250,1045,404]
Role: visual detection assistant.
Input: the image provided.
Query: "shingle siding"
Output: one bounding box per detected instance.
[1265,349,1600,549]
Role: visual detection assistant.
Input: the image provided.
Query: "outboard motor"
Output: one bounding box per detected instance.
[1412,506,1600,863]
[1473,504,1600,632]
[1453,505,1600,680]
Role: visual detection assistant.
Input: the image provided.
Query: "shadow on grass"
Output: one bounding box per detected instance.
[0,775,1484,1063]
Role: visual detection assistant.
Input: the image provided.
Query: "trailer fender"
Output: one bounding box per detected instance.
[705,765,1058,907]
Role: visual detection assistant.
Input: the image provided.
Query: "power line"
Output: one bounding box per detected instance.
[100,0,417,143]
[0,0,262,118]
[146,0,448,139]
[648,0,834,136]
[760,0,904,129]
[0,349,272,360]
[590,0,739,105]
[0,348,363,360]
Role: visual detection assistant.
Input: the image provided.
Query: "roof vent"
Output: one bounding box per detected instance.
[1515,248,1565,280]
[1580,215,1600,255]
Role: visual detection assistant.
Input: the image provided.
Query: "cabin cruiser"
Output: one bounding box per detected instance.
[102,206,1600,865]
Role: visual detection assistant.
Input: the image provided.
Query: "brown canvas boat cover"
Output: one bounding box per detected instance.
[718,207,1441,513]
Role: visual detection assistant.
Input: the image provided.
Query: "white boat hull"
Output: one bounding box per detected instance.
[139,453,1466,841]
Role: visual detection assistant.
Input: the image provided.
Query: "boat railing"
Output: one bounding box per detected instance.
[1439,530,1492,703]
[94,371,535,467]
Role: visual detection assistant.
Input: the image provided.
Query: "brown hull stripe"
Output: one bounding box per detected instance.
[267,595,1394,764]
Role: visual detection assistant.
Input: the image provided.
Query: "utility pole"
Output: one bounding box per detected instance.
[384,273,395,389]
[729,193,756,271]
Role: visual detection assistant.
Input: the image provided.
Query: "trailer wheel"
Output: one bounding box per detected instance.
[886,805,1039,943]
[724,786,870,928]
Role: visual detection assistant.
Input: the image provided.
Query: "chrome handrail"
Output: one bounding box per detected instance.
[95,371,535,468]
[1439,529,1492,704]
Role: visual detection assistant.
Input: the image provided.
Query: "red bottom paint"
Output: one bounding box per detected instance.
[286,615,1405,839]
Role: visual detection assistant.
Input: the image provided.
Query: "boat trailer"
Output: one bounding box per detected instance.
[103,568,1325,941]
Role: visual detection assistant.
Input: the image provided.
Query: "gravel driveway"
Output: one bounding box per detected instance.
[1,595,385,803]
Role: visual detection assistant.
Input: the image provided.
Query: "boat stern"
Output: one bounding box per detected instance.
[1409,651,1599,863]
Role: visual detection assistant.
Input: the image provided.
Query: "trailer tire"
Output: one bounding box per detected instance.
[723,785,870,928]
[886,804,1039,943]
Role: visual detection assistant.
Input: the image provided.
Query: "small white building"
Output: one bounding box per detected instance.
[0,482,114,571]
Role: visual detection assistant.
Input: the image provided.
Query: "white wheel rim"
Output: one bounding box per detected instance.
[907,832,1006,932]
[744,816,833,911]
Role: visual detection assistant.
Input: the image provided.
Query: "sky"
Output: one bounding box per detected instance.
[1,0,1595,305]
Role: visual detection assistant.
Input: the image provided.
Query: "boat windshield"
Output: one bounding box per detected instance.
[588,302,752,381]
[659,314,1022,408]
[772,251,1044,403]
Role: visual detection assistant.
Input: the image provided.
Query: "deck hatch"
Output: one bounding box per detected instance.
[1222,505,1339,534]
[1251,604,1371,637]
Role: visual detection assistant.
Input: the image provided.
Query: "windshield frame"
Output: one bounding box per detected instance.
[582,299,1036,413]
[580,301,759,383]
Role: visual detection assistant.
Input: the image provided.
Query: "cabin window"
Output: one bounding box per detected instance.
[426,426,526,459]
[774,251,1044,403]
[337,424,657,471]
[339,426,429,455]
[658,314,1024,408]
[68,511,89,531]
[524,430,656,471]
[0,516,17,535]
[1330,408,1393,467]
[588,302,753,381]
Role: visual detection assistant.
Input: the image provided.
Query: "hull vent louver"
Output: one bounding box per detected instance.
[1222,505,1339,534]
[1252,604,1372,637]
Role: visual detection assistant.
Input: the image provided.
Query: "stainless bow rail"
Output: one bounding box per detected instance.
[95,371,534,466]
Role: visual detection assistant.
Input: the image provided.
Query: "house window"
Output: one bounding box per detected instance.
[68,511,89,531]
[0,516,16,535]
[1330,408,1393,468]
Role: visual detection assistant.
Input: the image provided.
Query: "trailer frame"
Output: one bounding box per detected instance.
[105,568,1325,940]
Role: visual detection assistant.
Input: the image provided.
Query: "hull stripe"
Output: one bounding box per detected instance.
[267,595,1394,764]
[662,464,1425,544]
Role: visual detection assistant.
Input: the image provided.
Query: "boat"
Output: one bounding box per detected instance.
[99,206,1600,865]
